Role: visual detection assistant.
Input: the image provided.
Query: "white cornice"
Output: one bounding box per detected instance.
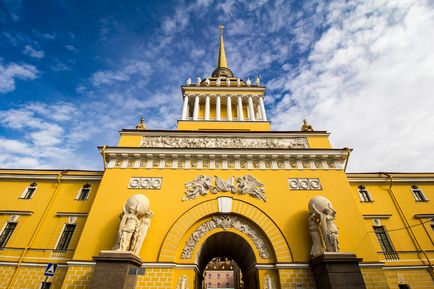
[102,147,348,157]
[0,174,102,181]
[120,130,330,137]
[102,147,348,170]
[182,86,265,93]
[347,177,434,183]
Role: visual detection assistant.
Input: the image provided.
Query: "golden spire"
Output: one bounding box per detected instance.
[218,25,228,69]
[212,25,233,78]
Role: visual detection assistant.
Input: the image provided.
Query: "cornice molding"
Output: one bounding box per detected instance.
[347,177,434,183]
[414,214,434,219]
[56,212,88,217]
[0,174,102,181]
[0,210,33,216]
[182,86,265,93]
[363,214,392,219]
[101,147,348,171]
[120,130,331,137]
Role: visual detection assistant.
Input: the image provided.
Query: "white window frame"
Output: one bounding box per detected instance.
[54,222,77,252]
[357,185,373,202]
[411,185,428,202]
[20,182,37,199]
[75,185,91,201]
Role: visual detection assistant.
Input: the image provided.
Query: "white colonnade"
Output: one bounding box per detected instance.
[181,94,267,121]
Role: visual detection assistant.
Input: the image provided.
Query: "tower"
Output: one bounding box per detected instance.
[179,25,269,132]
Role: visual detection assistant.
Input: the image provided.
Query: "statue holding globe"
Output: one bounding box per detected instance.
[113,194,154,255]
[308,196,339,257]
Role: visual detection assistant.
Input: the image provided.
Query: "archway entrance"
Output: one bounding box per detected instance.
[198,232,259,289]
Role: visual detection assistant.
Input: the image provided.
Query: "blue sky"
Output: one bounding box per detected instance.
[1,0,434,172]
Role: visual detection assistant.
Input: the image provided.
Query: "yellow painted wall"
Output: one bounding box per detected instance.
[73,167,379,264]
[348,175,434,267]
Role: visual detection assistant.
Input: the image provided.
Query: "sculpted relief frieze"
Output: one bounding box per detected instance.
[140,136,308,149]
[181,215,270,259]
[183,175,266,201]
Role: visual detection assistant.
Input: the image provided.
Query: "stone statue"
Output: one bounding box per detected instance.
[196,77,201,85]
[255,75,261,85]
[216,77,221,86]
[135,117,146,130]
[226,77,230,86]
[301,119,314,132]
[237,78,241,87]
[186,77,192,85]
[205,78,210,86]
[308,196,339,257]
[246,78,251,86]
[113,194,154,255]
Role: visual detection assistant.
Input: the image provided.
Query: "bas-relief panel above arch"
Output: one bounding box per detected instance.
[158,198,293,263]
[180,215,271,260]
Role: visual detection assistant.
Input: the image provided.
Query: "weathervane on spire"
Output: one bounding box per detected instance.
[219,24,224,34]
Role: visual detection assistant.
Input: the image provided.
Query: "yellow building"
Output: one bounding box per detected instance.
[0,26,433,289]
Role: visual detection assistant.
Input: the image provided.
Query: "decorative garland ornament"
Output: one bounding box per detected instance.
[183,175,266,201]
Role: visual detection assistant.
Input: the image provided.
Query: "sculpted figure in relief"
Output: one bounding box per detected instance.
[183,175,213,201]
[308,196,339,257]
[237,175,266,201]
[113,194,154,255]
[183,175,266,201]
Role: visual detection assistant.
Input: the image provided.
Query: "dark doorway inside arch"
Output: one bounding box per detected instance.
[197,232,259,289]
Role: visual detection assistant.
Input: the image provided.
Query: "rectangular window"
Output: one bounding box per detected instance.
[0,222,17,248]
[55,224,76,251]
[411,185,428,202]
[357,185,373,202]
[77,187,91,200]
[398,285,410,289]
[373,226,399,260]
[21,182,37,199]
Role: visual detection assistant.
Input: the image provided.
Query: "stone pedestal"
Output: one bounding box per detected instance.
[309,253,366,289]
[90,251,143,289]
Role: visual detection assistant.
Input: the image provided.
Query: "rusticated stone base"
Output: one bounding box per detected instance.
[90,251,143,289]
[309,253,366,289]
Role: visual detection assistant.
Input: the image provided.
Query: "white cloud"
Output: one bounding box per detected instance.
[22,45,45,58]
[269,0,434,172]
[0,62,38,93]
[91,61,151,86]
[65,44,78,52]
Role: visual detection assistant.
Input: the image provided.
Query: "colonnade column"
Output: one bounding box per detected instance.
[193,94,200,120]
[237,95,244,121]
[181,95,189,120]
[227,95,232,121]
[256,103,262,120]
[248,95,255,121]
[216,95,221,121]
[259,96,267,121]
[204,95,210,120]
